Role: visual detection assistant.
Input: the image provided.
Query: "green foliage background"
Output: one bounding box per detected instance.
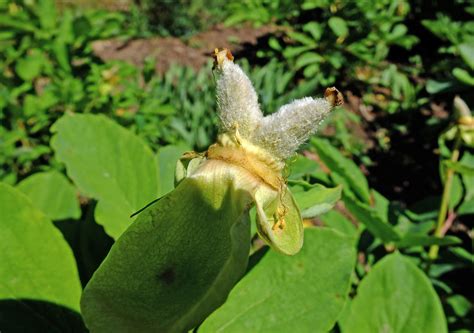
[0,0,473,332]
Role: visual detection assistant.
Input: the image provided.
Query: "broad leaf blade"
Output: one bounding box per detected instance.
[0,183,82,311]
[51,114,159,239]
[342,253,447,333]
[200,228,356,333]
[81,176,251,333]
[16,170,80,220]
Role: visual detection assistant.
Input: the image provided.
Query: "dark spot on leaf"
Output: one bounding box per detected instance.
[158,268,175,285]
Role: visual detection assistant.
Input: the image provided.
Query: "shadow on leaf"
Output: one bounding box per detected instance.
[0,299,86,333]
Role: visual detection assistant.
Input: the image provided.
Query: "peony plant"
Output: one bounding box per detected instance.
[80,49,342,332]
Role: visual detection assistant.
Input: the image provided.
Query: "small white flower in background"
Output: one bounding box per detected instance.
[180,48,343,255]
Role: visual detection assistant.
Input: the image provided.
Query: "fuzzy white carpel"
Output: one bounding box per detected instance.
[213,48,340,162]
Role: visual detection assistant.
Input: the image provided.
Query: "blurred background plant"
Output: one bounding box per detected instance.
[0,0,473,331]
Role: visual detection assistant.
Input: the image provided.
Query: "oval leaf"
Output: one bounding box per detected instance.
[0,183,82,311]
[295,52,324,70]
[16,170,80,220]
[341,253,447,333]
[303,22,323,41]
[328,17,349,38]
[51,114,159,239]
[200,228,356,333]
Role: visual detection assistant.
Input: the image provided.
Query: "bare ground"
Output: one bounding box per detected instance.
[92,24,279,74]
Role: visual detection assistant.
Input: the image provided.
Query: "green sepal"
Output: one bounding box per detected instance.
[81,175,251,333]
[255,186,304,255]
[174,153,206,187]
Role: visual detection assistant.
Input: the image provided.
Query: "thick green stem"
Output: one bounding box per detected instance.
[428,133,462,260]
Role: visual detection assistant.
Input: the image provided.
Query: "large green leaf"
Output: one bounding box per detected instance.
[0,183,82,311]
[81,175,251,332]
[51,114,159,239]
[312,138,371,203]
[200,228,356,333]
[16,170,80,220]
[287,31,317,46]
[341,253,447,333]
[295,52,324,70]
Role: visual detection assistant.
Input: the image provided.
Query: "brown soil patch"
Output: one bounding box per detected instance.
[92,24,279,74]
[57,0,130,11]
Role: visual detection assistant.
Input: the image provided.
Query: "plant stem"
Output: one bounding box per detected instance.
[428,132,462,260]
